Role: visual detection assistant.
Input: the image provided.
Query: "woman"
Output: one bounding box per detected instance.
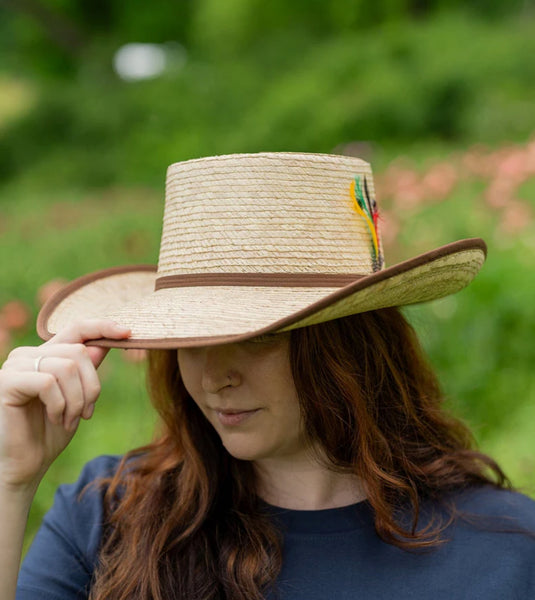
[1,153,534,599]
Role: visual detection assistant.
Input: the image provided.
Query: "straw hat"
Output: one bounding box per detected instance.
[37,152,486,348]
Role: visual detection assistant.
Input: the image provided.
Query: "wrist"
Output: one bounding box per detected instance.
[0,476,41,505]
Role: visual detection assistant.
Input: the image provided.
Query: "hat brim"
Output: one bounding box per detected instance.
[37,238,486,349]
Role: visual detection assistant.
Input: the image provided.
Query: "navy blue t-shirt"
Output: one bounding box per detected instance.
[17,455,535,599]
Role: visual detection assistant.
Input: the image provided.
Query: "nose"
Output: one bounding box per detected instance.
[200,345,241,394]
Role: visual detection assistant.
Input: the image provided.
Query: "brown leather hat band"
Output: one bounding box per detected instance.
[154,272,365,290]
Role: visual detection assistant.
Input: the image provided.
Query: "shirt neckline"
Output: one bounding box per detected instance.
[262,499,372,534]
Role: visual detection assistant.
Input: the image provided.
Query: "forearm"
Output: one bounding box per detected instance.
[0,483,37,600]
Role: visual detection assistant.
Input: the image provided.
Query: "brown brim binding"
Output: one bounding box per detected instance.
[36,238,487,349]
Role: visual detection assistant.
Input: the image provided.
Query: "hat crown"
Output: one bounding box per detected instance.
[38,151,486,346]
[158,153,383,278]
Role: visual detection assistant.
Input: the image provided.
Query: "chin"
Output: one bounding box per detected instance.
[221,439,270,462]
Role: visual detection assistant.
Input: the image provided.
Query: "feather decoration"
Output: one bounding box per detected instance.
[350,175,382,271]
[363,176,379,234]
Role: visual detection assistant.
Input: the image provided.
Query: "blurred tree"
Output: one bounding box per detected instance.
[2,0,86,54]
[0,0,530,77]
[0,0,193,76]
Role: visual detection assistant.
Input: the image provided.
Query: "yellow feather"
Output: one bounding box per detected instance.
[350,180,379,258]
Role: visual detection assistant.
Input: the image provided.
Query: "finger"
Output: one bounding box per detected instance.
[24,342,110,371]
[65,345,102,418]
[85,346,110,370]
[36,357,85,430]
[3,344,105,372]
[24,346,101,422]
[49,319,131,344]
[3,346,101,425]
[1,345,41,369]
[45,319,131,366]
[1,371,66,426]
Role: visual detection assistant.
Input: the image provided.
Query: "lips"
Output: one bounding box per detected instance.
[214,408,261,426]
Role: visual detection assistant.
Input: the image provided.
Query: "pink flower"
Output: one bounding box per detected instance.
[421,162,458,200]
[461,145,492,178]
[495,147,531,183]
[390,169,425,209]
[523,139,535,176]
[0,300,31,332]
[0,326,12,359]
[485,178,517,209]
[37,278,68,308]
[500,200,532,234]
[377,210,400,248]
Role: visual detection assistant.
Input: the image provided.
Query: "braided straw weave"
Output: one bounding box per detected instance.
[37,153,486,348]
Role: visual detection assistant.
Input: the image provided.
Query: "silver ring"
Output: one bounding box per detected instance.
[34,355,44,373]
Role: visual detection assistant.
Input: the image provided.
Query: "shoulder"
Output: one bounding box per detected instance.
[396,487,535,598]
[54,454,123,512]
[64,453,123,488]
[17,455,125,597]
[70,453,124,489]
[450,485,535,528]
[437,486,535,572]
[445,487,535,595]
[46,455,125,560]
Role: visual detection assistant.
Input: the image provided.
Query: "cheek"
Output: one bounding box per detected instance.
[176,351,200,397]
[281,393,304,436]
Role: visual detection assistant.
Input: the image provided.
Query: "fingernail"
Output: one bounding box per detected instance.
[70,417,81,431]
[84,404,95,419]
[114,324,131,336]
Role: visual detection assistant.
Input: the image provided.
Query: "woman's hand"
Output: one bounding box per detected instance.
[0,319,131,492]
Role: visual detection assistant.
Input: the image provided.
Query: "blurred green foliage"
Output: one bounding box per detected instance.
[1,5,535,186]
[0,1,534,549]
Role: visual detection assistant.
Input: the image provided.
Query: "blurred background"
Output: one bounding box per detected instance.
[1,0,534,547]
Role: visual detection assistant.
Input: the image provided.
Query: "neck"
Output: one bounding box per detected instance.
[253,448,366,510]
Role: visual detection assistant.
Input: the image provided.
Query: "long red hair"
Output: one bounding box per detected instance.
[89,307,509,600]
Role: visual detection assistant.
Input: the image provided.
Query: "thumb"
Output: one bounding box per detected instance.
[85,346,111,369]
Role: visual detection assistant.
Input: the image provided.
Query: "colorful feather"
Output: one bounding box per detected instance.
[363,176,379,233]
[350,175,382,271]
